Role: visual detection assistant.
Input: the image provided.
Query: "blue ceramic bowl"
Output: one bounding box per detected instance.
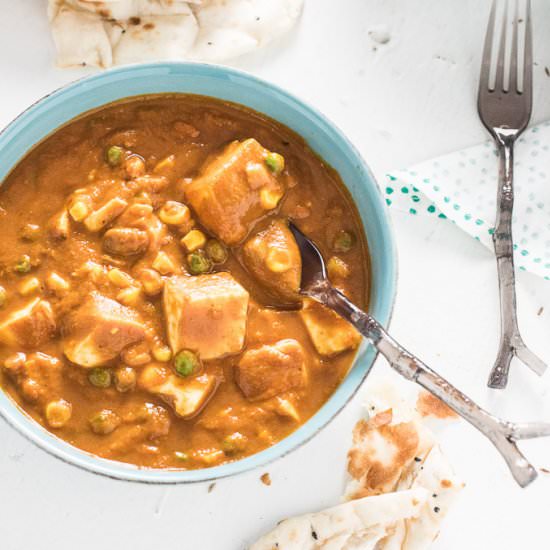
[0,63,397,483]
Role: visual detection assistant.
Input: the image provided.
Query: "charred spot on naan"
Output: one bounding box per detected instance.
[416,391,458,420]
[347,410,421,498]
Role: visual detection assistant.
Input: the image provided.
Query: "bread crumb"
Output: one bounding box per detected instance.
[261,473,272,486]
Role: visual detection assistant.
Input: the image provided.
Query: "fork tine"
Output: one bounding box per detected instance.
[509,0,519,92]
[495,0,509,91]
[480,0,497,92]
[523,0,533,98]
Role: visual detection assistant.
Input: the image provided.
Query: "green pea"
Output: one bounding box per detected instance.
[205,240,228,264]
[265,152,285,175]
[174,451,189,462]
[187,250,212,275]
[0,286,6,308]
[106,145,124,167]
[89,409,120,435]
[88,367,112,388]
[222,432,248,456]
[332,230,356,253]
[174,349,200,377]
[15,255,32,273]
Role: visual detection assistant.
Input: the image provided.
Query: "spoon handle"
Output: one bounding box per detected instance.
[322,286,550,487]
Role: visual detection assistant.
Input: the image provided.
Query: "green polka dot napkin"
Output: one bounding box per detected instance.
[385,122,550,279]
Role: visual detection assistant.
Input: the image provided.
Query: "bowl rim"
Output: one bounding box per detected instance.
[0,61,398,484]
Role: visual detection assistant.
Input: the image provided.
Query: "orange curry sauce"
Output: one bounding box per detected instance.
[0,95,369,469]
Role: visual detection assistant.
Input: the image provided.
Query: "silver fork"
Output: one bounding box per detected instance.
[289,222,550,487]
[478,0,547,389]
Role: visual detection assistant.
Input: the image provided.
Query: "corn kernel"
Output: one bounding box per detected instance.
[327,256,350,279]
[114,366,137,393]
[152,346,172,362]
[153,154,176,174]
[18,277,41,296]
[46,272,70,294]
[159,201,190,226]
[139,365,167,389]
[74,260,104,282]
[266,248,292,273]
[88,262,107,284]
[108,268,134,288]
[124,155,146,178]
[139,268,164,296]
[260,187,284,210]
[45,399,72,429]
[116,286,142,307]
[194,448,225,465]
[68,200,91,222]
[180,229,206,253]
[152,251,178,275]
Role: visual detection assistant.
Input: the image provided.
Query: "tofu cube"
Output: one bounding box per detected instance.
[139,365,218,419]
[235,339,307,401]
[242,219,301,302]
[63,292,147,368]
[0,298,56,348]
[299,298,361,357]
[185,139,285,245]
[163,273,249,360]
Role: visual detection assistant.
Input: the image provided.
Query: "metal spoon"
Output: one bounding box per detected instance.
[289,222,550,488]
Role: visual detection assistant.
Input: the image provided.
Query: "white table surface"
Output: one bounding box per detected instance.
[1,1,550,548]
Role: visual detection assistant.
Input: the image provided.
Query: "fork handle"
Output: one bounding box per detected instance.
[488,136,521,388]
[322,285,549,487]
[488,135,547,387]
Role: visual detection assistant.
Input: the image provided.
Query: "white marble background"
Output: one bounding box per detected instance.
[1,1,549,548]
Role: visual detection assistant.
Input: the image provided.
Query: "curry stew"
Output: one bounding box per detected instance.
[0,95,369,469]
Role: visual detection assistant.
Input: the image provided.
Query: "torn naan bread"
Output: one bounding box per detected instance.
[249,488,430,550]
[113,14,199,64]
[50,6,113,67]
[345,409,436,499]
[344,376,464,548]
[250,375,463,550]
[48,0,305,68]
[190,0,304,61]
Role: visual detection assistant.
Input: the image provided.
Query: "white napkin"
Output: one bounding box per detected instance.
[385,122,550,280]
